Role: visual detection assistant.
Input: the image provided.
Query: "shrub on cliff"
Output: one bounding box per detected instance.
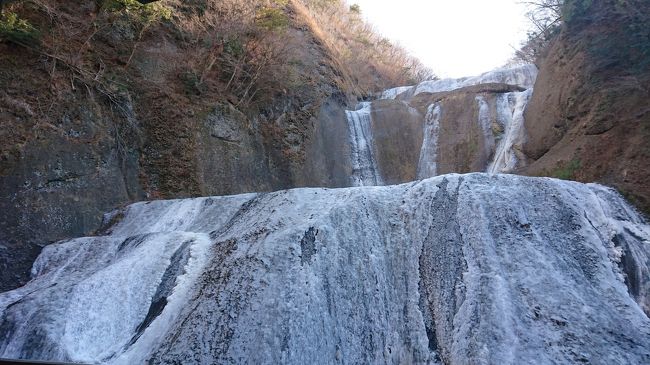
[0,11,39,45]
[563,0,650,74]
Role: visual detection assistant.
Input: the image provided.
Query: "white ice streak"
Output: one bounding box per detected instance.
[111,233,213,365]
[417,103,442,179]
[380,86,413,100]
[488,89,533,174]
[345,102,383,186]
[476,96,496,156]
[378,64,537,100]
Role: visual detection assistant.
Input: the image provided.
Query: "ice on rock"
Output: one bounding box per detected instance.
[414,64,538,96]
[378,65,537,101]
[380,86,413,100]
[1,174,650,364]
[476,95,496,156]
[411,64,536,177]
[378,64,538,100]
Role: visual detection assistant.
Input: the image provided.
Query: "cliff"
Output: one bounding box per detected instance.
[0,0,429,291]
[521,0,650,215]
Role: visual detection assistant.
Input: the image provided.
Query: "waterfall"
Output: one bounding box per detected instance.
[1,174,649,364]
[416,103,442,179]
[345,102,382,186]
[488,89,533,174]
[402,64,538,179]
[3,63,649,364]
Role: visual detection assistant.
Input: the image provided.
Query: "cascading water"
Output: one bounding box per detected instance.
[1,174,649,364]
[476,95,496,155]
[409,64,537,178]
[347,64,538,185]
[488,89,533,173]
[345,102,382,186]
[417,103,442,179]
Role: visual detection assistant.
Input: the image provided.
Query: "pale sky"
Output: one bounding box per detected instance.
[349,0,530,78]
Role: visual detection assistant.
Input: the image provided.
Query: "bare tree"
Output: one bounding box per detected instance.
[522,0,563,35]
[513,0,564,63]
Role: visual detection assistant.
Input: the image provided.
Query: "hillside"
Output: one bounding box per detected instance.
[0,0,431,291]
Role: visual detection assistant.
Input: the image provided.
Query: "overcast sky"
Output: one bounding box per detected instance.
[349,0,530,78]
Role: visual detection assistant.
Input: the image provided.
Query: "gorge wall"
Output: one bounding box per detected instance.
[521,0,650,215]
[1,1,650,363]
[2,0,649,298]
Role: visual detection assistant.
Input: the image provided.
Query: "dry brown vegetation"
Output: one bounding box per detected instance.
[0,0,431,111]
[294,0,435,92]
[1,0,433,198]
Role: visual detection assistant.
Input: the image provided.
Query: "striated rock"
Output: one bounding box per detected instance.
[0,97,144,293]
[1,174,649,364]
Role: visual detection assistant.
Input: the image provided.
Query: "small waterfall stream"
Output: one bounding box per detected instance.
[487,89,533,174]
[417,103,442,179]
[345,102,382,186]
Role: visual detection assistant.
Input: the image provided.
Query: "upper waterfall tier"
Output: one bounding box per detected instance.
[345,102,383,186]
[1,174,649,364]
[346,64,538,186]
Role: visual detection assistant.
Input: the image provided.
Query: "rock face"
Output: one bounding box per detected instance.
[0,1,361,291]
[0,95,144,293]
[521,0,650,215]
[1,173,649,364]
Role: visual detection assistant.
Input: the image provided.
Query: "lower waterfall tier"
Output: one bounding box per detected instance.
[1,174,649,364]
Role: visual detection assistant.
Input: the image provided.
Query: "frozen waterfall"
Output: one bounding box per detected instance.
[414,64,537,178]
[488,89,533,173]
[345,102,382,186]
[344,64,538,185]
[1,174,650,364]
[413,63,537,96]
[417,103,442,179]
